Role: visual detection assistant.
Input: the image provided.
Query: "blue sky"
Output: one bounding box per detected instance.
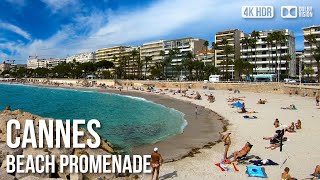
[0,0,319,64]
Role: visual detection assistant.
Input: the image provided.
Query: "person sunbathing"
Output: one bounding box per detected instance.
[194,92,202,100]
[295,120,302,129]
[257,99,267,104]
[311,164,320,178]
[287,122,296,132]
[281,104,297,110]
[282,167,297,180]
[231,142,253,162]
[264,129,285,150]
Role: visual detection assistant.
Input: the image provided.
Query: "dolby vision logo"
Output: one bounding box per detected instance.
[281,6,298,18]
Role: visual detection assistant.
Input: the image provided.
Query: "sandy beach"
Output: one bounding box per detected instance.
[2,81,320,180]
[139,89,320,180]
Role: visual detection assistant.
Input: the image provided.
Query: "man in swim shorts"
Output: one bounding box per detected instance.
[151,147,163,180]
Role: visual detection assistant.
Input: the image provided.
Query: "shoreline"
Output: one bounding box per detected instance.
[0,82,227,162]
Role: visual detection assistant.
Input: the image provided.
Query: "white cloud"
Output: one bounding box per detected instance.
[41,0,78,12]
[4,0,25,6]
[0,22,31,40]
[7,0,320,62]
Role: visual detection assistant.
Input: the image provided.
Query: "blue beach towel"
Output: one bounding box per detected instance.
[246,166,267,178]
[232,101,243,108]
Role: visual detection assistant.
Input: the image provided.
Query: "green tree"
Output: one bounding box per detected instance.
[302,67,315,81]
[233,58,246,80]
[144,56,152,79]
[305,34,320,83]
[251,30,260,74]
[221,38,234,81]
[203,40,209,64]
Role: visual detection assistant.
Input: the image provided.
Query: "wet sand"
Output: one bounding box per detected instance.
[101,89,226,162]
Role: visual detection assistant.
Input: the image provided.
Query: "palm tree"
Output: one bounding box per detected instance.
[305,34,320,83]
[248,38,255,72]
[131,48,139,78]
[278,31,287,78]
[211,41,218,67]
[265,35,273,73]
[203,40,209,65]
[221,38,234,80]
[283,54,292,78]
[233,58,245,80]
[182,52,195,80]
[251,30,260,74]
[244,61,254,81]
[159,50,166,78]
[302,67,315,81]
[144,56,152,79]
[221,38,228,79]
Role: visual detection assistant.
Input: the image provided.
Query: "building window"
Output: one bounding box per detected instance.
[262,64,267,68]
[262,45,266,48]
[262,51,266,54]
[262,58,266,61]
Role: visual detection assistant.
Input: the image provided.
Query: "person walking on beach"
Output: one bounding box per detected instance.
[195,106,198,116]
[151,147,163,180]
[316,95,319,106]
[222,131,231,160]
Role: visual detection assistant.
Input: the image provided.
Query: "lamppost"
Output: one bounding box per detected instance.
[299,55,304,89]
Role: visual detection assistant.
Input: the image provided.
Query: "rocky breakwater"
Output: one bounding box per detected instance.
[0,109,119,180]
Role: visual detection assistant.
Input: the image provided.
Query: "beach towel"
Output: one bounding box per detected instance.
[231,101,244,108]
[246,166,267,178]
[243,115,257,119]
[215,162,239,172]
[249,159,278,166]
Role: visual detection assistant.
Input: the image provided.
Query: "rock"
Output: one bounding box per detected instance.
[15,147,50,179]
[70,173,83,180]
[100,141,114,153]
[19,176,63,180]
[0,143,23,163]
[0,167,15,180]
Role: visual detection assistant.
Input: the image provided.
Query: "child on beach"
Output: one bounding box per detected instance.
[281,167,297,180]
[222,131,231,160]
[311,164,320,178]
[295,120,302,129]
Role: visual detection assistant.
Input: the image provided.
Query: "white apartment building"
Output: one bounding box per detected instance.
[96,46,129,65]
[46,58,66,69]
[27,58,66,69]
[96,46,140,77]
[163,37,206,78]
[303,25,320,77]
[196,49,215,64]
[215,29,246,79]
[140,40,164,76]
[0,62,11,72]
[240,29,296,77]
[27,59,48,69]
[66,52,96,63]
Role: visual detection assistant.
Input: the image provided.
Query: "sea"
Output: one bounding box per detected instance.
[0,83,187,153]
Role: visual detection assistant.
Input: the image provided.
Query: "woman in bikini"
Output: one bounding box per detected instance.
[223,131,231,160]
[231,142,252,162]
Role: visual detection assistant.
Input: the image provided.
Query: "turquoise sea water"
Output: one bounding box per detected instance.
[0,83,187,152]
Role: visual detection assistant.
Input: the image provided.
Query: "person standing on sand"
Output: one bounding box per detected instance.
[222,131,231,160]
[316,95,319,106]
[151,147,163,180]
[195,106,198,116]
